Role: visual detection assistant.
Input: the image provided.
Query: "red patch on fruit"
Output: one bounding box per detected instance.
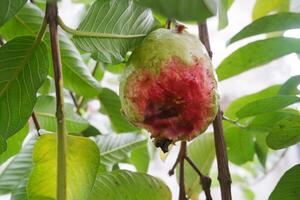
[126,57,216,141]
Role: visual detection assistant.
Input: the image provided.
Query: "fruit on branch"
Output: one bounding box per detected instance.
[120,27,218,152]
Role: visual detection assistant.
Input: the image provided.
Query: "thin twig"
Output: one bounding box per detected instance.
[179,141,187,200]
[166,19,172,29]
[69,91,81,115]
[185,156,212,200]
[168,153,180,176]
[222,116,246,129]
[198,21,232,200]
[46,2,68,200]
[0,38,4,46]
[31,112,41,136]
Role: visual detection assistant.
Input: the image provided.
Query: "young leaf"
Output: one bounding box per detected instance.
[225,127,255,164]
[267,116,300,149]
[0,0,26,26]
[182,132,215,198]
[0,36,48,139]
[0,123,28,164]
[94,133,146,168]
[278,75,300,95]
[252,0,289,20]
[34,95,89,133]
[88,170,172,200]
[254,132,268,167]
[73,0,157,64]
[269,164,300,200]
[229,13,300,44]
[236,96,300,118]
[137,0,217,23]
[0,3,101,98]
[130,141,150,172]
[99,88,138,133]
[27,134,100,200]
[0,135,36,195]
[217,37,300,81]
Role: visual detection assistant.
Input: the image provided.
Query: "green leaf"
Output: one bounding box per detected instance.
[182,132,215,198]
[249,110,299,131]
[94,133,146,168]
[0,0,26,26]
[229,13,300,44]
[34,95,89,133]
[137,0,217,23]
[254,132,268,167]
[252,0,289,20]
[74,0,157,64]
[269,164,300,200]
[27,134,100,200]
[10,178,28,200]
[236,96,300,118]
[0,3,101,98]
[130,141,150,172]
[81,125,102,137]
[88,170,172,200]
[0,135,36,195]
[225,85,280,118]
[99,88,138,133]
[278,75,300,95]
[267,116,300,149]
[217,37,300,81]
[0,123,28,164]
[225,127,255,164]
[0,36,48,139]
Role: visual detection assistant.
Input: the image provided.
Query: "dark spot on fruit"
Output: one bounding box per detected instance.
[154,138,172,153]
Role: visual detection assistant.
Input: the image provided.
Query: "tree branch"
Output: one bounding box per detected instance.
[185,156,212,200]
[198,21,232,200]
[46,2,68,200]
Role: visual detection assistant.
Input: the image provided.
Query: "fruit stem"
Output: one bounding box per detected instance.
[31,112,41,136]
[185,156,212,200]
[178,141,187,200]
[198,21,232,200]
[46,2,68,200]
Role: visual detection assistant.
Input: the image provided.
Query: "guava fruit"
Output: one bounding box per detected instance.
[120,28,218,152]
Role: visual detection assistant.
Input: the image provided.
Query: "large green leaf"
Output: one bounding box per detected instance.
[225,127,255,165]
[217,37,300,81]
[229,13,300,44]
[218,0,230,29]
[88,170,172,200]
[99,88,138,133]
[0,0,26,26]
[27,134,100,200]
[137,0,217,23]
[0,3,101,98]
[0,123,28,164]
[236,96,300,118]
[10,178,28,200]
[267,116,300,149]
[0,36,48,139]
[0,135,36,195]
[269,164,300,200]
[252,0,289,20]
[225,85,280,119]
[182,132,215,199]
[73,0,157,64]
[34,95,89,133]
[278,75,300,95]
[254,132,268,167]
[94,133,146,168]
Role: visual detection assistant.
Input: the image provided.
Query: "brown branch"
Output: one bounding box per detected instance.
[166,19,172,29]
[185,156,212,200]
[198,21,232,200]
[46,2,68,200]
[31,112,41,136]
[179,141,187,200]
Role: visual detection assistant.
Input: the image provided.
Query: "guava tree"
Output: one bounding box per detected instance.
[0,0,299,200]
